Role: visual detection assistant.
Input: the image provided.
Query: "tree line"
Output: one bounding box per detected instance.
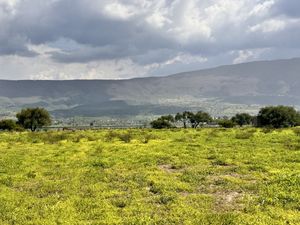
[150,105,300,129]
[1,105,299,131]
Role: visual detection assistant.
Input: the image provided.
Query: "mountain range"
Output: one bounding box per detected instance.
[1,58,300,118]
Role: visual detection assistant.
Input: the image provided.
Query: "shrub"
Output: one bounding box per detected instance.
[140,132,155,144]
[105,130,118,142]
[218,119,236,128]
[118,132,133,143]
[150,119,173,129]
[0,119,19,131]
[235,130,255,139]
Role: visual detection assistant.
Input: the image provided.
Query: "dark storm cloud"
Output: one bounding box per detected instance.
[0,35,37,56]
[1,0,180,64]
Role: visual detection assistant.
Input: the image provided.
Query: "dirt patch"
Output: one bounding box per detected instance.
[158,164,183,173]
[208,173,257,184]
[213,191,244,211]
[179,191,190,197]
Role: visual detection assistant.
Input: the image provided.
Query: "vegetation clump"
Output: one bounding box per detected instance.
[0,119,21,131]
[118,132,133,143]
[217,119,236,128]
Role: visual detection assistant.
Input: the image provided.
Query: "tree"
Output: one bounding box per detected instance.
[218,119,236,128]
[175,111,191,128]
[188,111,212,128]
[257,105,300,128]
[16,108,51,131]
[0,119,18,131]
[231,113,253,126]
[150,115,174,129]
[160,115,175,123]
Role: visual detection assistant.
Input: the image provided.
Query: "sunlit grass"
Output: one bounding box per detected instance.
[0,128,299,224]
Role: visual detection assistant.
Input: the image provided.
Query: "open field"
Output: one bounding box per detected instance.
[0,128,299,224]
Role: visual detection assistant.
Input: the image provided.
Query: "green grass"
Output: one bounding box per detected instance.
[0,128,299,224]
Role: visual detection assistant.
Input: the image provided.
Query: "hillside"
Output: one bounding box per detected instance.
[1,58,300,118]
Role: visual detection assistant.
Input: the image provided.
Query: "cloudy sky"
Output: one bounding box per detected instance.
[0,0,300,80]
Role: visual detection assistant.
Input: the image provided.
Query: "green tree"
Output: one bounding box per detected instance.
[16,108,51,131]
[150,115,174,129]
[175,111,191,128]
[257,105,300,128]
[231,113,253,126]
[160,115,175,123]
[0,119,18,131]
[188,111,212,128]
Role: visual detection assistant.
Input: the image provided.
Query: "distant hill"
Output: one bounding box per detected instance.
[1,58,300,118]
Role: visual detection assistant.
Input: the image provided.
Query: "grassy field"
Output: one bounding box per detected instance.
[0,128,299,225]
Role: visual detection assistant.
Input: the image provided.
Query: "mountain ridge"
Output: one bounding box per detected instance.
[1,57,300,118]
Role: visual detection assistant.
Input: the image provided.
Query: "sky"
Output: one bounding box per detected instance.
[0,0,300,80]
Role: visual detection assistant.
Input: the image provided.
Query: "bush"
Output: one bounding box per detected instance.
[140,132,155,144]
[104,130,118,142]
[0,119,19,131]
[235,130,255,139]
[118,132,133,143]
[150,119,173,129]
[218,119,236,128]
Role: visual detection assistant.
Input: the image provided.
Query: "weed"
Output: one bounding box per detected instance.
[118,132,133,143]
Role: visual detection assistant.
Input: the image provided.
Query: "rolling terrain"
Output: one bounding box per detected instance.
[1,58,300,118]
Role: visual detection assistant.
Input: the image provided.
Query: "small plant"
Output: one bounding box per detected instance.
[140,133,154,144]
[261,128,273,134]
[104,130,118,142]
[212,159,230,166]
[235,130,255,139]
[112,199,127,208]
[118,132,133,143]
[158,194,175,205]
[293,128,300,136]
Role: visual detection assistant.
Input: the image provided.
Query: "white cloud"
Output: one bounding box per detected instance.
[249,19,286,33]
[249,0,275,16]
[103,2,136,20]
[146,12,171,28]
[233,49,267,64]
[0,0,299,79]
[0,53,149,80]
[165,53,207,65]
